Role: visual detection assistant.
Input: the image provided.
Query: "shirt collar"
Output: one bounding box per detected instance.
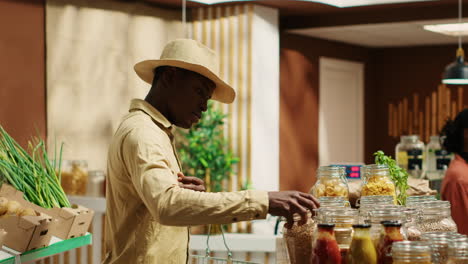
[129,99,172,128]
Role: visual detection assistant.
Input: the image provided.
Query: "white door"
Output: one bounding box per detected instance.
[319,57,364,166]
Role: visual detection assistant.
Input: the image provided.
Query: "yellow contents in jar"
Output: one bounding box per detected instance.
[314,179,349,198]
[361,175,396,197]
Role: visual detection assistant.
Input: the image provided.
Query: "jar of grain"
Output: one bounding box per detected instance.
[413,201,457,233]
[310,166,349,199]
[282,212,315,264]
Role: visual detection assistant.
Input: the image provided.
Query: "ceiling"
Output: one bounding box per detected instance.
[289,18,468,48]
[135,0,465,47]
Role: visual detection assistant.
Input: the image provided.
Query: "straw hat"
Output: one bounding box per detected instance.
[134,39,236,104]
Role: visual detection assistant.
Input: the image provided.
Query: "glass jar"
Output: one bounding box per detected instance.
[60,160,88,195]
[392,241,433,264]
[282,212,315,264]
[395,135,425,178]
[312,223,341,264]
[425,136,453,180]
[447,241,468,264]
[317,208,358,251]
[415,201,458,233]
[347,224,377,264]
[377,221,405,264]
[367,208,407,246]
[403,208,423,241]
[318,196,350,208]
[421,232,464,264]
[357,195,395,208]
[311,166,349,199]
[406,195,438,206]
[361,165,396,200]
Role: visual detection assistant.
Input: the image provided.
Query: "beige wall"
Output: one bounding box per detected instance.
[46,0,184,170]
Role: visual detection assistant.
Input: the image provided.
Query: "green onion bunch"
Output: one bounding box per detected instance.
[0,126,70,208]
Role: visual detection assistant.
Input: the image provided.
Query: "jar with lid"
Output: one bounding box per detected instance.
[392,241,433,264]
[425,136,453,180]
[447,241,468,264]
[60,160,88,195]
[395,135,425,178]
[282,212,315,264]
[317,208,358,261]
[360,165,396,201]
[357,195,395,208]
[366,208,407,246]
[311,166,349,199]
[319,196,350,208]
[414,201,457,233]
[403,208,423,241]
[406,195,437,206]
[312,223,341,264]
[376,221,405,264]
[347,224,377,264]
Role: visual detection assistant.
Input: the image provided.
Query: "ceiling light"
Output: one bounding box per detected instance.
[424,23,468,36]
[442,0,468,85]
[189,0,436,7]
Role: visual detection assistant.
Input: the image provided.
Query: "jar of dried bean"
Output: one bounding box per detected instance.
[282,211,315,264]
[311,166,349,199]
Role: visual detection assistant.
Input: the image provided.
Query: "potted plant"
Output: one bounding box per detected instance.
[177,102,238,234]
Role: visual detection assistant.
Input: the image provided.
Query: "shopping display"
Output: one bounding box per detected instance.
[0,127,94,253]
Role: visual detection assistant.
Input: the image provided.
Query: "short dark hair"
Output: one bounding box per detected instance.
[441,108,468,154]
[151,66,213,87]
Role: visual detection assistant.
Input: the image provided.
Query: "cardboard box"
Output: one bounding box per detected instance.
[0,184,94,240]
[0,185,54,252]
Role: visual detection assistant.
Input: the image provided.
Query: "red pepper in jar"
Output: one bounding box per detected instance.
[377,221,404,264]
[312,223,342,264]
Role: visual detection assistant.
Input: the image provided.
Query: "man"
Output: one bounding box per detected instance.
[440,109,468,235]
[104,39,319,264]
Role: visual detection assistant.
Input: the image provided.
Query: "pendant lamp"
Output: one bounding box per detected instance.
[442,0,468,85]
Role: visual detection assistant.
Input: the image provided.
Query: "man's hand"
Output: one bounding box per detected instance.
[177,172,206,192]
[268,191,320,228]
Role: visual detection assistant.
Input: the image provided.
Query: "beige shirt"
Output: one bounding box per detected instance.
[103,99,269,264]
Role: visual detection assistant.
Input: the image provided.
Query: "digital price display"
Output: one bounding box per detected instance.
[330,164,363,179]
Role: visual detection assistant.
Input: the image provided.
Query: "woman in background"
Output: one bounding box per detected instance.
[441,108,468,235]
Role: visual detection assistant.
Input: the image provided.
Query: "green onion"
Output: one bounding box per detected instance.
[0,125,71,208]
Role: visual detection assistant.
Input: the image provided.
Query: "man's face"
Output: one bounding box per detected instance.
[167,69,215,129]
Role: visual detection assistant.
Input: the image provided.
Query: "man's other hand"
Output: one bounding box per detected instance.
[268,191,320,228]
[177,172,206,192]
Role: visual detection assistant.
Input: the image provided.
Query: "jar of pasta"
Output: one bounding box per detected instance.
[60,160,88,195]
[310,166,349,199]
[361,164,396,201]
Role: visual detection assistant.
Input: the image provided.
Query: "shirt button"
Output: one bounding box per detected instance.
[232,217,238,222]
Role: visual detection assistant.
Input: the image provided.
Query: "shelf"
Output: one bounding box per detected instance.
[0,233,92,264]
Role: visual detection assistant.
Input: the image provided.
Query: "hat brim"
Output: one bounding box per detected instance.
[134,60,236,104]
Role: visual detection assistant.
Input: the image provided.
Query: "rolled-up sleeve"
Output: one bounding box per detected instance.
[122,128,269,226]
